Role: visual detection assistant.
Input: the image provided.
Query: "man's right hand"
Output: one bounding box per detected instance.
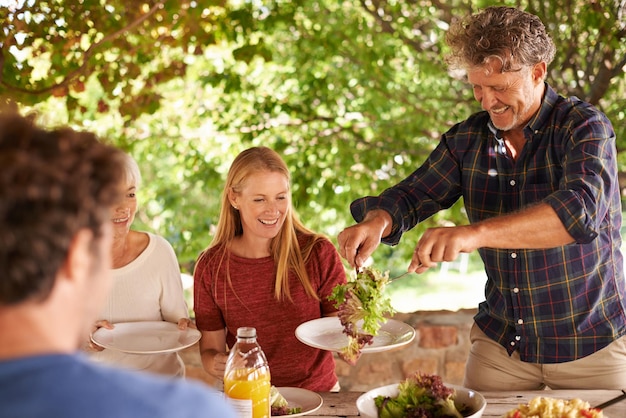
[337,210,392,268]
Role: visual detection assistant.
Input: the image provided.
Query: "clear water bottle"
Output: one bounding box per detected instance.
[223,327,271,418]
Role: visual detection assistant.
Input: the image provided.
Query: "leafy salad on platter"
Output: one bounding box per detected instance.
[328,266,395,365]
[374,372,467,418]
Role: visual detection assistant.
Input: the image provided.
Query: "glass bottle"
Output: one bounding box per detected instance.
[223,327,271,418]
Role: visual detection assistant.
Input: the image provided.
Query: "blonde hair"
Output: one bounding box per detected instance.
[204,146,324,301]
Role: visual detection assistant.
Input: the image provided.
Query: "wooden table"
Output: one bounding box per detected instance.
[308,390,626,417]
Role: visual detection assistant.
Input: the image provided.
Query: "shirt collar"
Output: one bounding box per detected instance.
[526,82,558,133]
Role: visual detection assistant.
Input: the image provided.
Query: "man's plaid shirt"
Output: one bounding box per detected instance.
[350,84,626,363]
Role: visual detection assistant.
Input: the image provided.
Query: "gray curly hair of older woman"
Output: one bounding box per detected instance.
[445,6,556,76]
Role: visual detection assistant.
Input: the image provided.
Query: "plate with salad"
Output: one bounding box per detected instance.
[296,267,414,365]
[356,372,486,418]
[295,317,415,354]
[271,386,323,417]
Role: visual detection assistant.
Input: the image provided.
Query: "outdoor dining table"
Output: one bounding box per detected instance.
[308,389,626,417]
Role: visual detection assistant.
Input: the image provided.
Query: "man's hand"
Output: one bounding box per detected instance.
[410,225,479,272]
[337,210,392,268]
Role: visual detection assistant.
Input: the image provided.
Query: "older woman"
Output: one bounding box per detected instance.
[87,152,191,377]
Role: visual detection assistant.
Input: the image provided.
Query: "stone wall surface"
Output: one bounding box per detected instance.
[181,308,477,392]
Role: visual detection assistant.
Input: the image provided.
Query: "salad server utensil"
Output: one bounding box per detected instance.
[390,271,412,282]
[593,389,626,410]
[389,266,421,282]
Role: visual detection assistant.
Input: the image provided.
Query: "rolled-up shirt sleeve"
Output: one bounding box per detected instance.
[542,104,618,244]
[350,196,403,245]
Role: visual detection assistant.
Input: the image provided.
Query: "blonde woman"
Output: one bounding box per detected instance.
[194,146,346,391]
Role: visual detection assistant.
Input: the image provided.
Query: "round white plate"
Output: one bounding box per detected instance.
[91,321,201,354]
[294,317,415,353]
[275,387,323,417]
[356,383,486,418]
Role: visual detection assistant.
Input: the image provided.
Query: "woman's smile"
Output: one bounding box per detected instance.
[231,170,290,243]
[111,215,130,223]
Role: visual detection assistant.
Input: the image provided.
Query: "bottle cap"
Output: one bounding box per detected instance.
[236,327,257,338]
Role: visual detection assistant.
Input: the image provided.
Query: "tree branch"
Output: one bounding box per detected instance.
[0,1,165,95]
[358,0,425,53]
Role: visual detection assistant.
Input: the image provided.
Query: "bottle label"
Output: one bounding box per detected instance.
[226,397,253,418]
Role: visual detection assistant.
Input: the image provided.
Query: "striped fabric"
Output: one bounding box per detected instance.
[350,83,626,363]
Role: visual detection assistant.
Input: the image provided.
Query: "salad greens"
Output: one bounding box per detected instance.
[374,373,464,418]
[328,267,395,365]
[270,386,302,416]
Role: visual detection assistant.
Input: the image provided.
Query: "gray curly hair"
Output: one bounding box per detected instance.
[445,6,556,76]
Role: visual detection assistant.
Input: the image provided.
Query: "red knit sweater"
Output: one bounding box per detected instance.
[194,235,347,391]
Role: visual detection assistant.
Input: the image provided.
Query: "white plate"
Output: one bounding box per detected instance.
[294,317,415,353]
[91,321,201,354]
[356,383,486,418]
[275,387,323,417]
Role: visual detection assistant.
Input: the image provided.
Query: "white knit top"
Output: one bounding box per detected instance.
[89,232,189,377]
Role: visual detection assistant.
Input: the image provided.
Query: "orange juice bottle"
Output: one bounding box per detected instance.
[224,327,271,418]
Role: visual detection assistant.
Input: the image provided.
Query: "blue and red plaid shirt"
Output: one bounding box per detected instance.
[350,84,626,363]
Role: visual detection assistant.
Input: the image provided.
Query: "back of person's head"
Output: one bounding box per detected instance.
[0,111,125,306]
[445,6,556,74]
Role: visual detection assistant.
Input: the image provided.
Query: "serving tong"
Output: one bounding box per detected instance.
[594,389,626,410]
[389,271,412,282]
[353,267,419,283]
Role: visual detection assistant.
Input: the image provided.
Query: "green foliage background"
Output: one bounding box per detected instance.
[1,0,625,277]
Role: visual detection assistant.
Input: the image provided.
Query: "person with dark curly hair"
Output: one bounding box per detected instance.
[338,6,626,391]
[0,111,235,418]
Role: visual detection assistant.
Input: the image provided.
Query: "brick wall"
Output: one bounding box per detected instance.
[181,308,477,391]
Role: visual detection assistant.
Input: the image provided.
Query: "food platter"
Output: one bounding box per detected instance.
[356,383,486,418]
[275,387,323,417]
[90,321,201,354]
[295,317,415,354]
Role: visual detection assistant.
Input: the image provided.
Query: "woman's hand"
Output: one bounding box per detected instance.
[85,319,114,352]
[211,352,228,377]
[177,317,194,330]
[199,329,228,379]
